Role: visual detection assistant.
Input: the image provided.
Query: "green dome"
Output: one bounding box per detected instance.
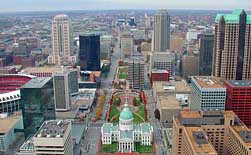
[119,107,133,120]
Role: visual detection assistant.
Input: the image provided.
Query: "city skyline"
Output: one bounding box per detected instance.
[0,0,251,12]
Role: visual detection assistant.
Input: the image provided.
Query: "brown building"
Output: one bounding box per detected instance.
[172,110,251,155]
[181,52,199,79]
[213,9,251,80]
[170,35,185,51]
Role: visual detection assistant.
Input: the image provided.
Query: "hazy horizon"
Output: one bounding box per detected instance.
[0,0,250,13]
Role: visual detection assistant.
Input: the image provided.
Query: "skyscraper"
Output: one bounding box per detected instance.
[199,33,214,76]
[212,9,251,80]
[128,56,145,90]
[120,33,134,58]
[153,9,170,52]
[79,34,100,71]
[53,69,78,111]
[48,14,72,65]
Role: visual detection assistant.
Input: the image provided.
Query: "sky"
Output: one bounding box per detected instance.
[0,0,251,12]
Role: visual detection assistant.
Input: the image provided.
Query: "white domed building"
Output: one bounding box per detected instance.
[101,103,153,153]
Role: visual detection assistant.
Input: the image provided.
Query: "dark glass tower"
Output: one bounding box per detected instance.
[79,34,100,71]
[199,33,214,76]
[20,77,55,138]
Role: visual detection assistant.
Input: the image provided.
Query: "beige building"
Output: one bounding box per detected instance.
[172,110,251,155]
[33,120,73,155]
[156,95,189,124]
[48,14,75,65]
[213,9,251,80]
[120,33,134,58]
[152,80,191,102]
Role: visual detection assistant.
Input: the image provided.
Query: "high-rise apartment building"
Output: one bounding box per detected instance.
[199,33,214,76]
[79,34,100,71]
[128,57,144,89]
[172,110,251,155]
[153,9,170,52]
[225,80,251,127]
[53,69,78,111]
[212,9,251,80]
[190,76,226,110]
[151,52,175,76]
[48,14,73,65]
[20,77,55,138]
[120,33,134,58]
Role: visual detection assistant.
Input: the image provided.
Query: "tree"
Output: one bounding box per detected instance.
[113,97,121,106]
[133,96,141,106]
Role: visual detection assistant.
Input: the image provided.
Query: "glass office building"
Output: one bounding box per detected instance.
[20,77,55,137]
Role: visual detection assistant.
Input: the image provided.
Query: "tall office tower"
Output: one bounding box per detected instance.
[120,33,134,58]
[53,69,78,111]
[20,77,55,138]
[48,14,72,65]
[172,110,251,155]
[79,34,100,71]
[153,9,170,52]
[151,52,175,76]
[212,9,251,80]
[190,76,226,111]
[199,33,214,76]
[128,57,145,89]
[33,120,73,155]
[224,80,251,127]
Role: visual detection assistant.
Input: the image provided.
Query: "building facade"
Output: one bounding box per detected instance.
[128,57,144,90]
[48,14,74,65]
[190,76,226,110]
[212,9,251,80]
[79,34,100,71]
[120,34,134,58]
[199,33,214,76]
[101,103,153,153]
[225,80,251,127]
[153,9,170,52]
[33,120,73,155]
[53,69,78,111]
[20,77,55,138]
[172,110,251,155]
[181,53,199,79]
[151,52,175,76]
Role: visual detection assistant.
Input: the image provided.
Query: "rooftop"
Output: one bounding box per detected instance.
[35,120,70,138]
[22,77,52,89]
[215,9,251,24]
[231,125,251,147]
[226,80,251,87]
[151,69,169,74]
[0,113,22,134]
[153,80,191,93]
[157,95,182,109]
[192,76,225,89]
[184,127,217,154]
[23,66,65,73]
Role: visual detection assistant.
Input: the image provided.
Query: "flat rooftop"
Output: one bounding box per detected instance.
[153,80,191,93]
[192,76,224,89]
[157,95,182,109]
[185,127,217,154]
[177,110,237,126]
[0,113,22,134]
[151,69,169,74]
[232,126,251,146]
[35,120,70,138]
[22,77,52,89]
[227,80,251,87]
[23,66,63,73]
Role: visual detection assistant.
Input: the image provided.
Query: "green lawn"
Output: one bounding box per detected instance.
[136,105,146,120]
[135,142,154,153]
[100,142,118,153]
[119,73,128,79]
[109,105,119,122]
